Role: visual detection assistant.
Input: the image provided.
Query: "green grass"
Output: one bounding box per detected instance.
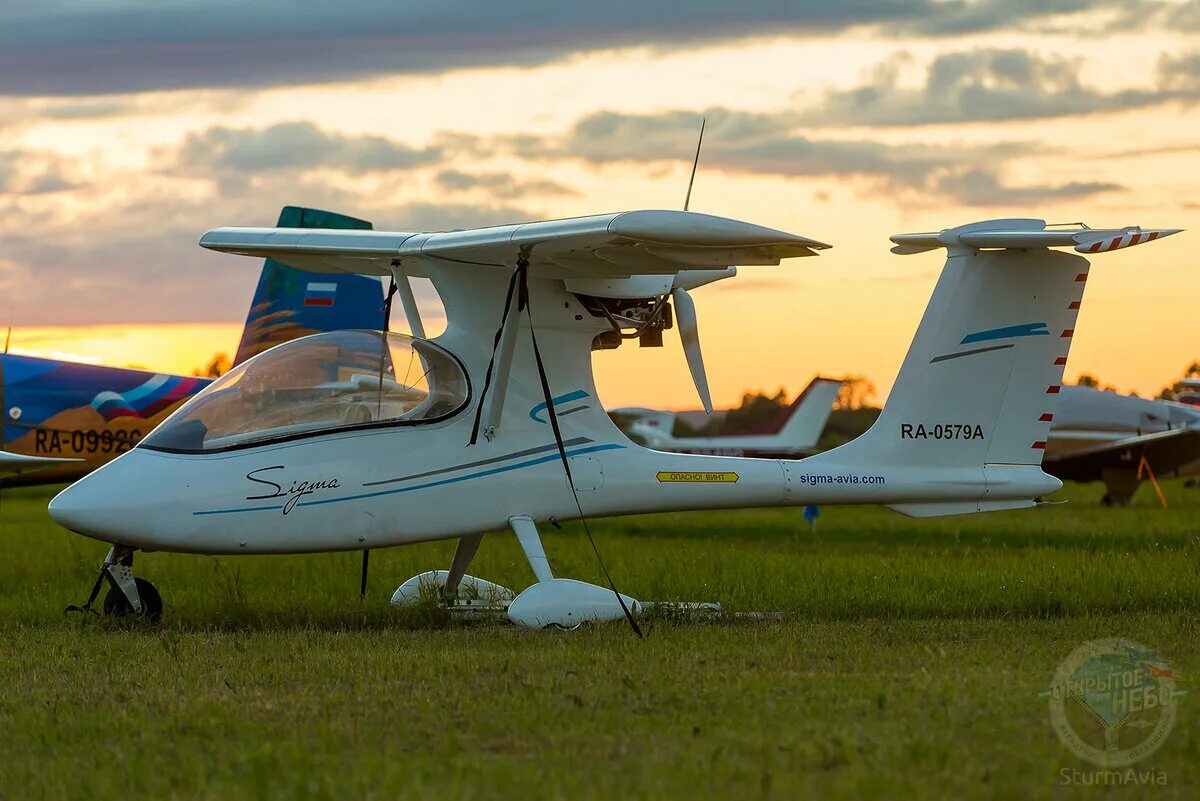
[1,480,1198,799]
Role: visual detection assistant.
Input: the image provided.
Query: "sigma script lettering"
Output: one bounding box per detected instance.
[246,466,341,514]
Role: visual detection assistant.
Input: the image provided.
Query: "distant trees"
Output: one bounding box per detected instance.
[673,389,788,437]
[833,375,876,411]
[194,353,231,378]
[719,389,790,434]
[1075,373,1121,393]
[677,375,880,442]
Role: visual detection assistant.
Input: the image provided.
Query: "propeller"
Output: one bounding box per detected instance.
[674,117,715,414]
[668,268,732,414]
[671,283,712,414]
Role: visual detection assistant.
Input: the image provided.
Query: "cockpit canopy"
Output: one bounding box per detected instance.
[140,330,469,453]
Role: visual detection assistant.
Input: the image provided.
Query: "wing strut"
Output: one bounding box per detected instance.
[468,266,523,445]
[388,259,425,339]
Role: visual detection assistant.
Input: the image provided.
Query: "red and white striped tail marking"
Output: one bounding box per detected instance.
[1076,229,1176,254]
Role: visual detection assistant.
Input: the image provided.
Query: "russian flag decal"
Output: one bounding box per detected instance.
[304,282,338,307]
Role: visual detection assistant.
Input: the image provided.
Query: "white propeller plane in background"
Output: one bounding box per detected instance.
[1044,385,1200,504]
[48,212,1179,627]
[612,376,842,459]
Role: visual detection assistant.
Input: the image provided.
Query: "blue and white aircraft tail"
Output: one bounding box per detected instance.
[233,206,386,365]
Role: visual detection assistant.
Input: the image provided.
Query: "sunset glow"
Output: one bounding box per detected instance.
[1,3,1196,410]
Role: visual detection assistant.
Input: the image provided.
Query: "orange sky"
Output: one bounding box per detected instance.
[1,11,1197,410]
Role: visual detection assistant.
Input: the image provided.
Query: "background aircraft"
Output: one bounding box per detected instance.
[611,377,841,458]
[1176,377,1200,407]
[0,206,385,487]
[1045,384,1200,504]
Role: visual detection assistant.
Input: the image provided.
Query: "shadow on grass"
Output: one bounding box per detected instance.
[46,594,1197,636]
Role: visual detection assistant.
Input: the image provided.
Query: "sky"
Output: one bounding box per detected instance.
[0,1,1197,409]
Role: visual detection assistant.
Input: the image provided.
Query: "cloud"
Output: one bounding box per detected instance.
[510,108,1120,206]
[24,166,78,195]
[933,169,1121,205]
[805,48,1200,126]
[0,152,13,192]
[0,0,1159,96]
[0,130,535,326]
[1111,0,1200,32]
[176,121,442,175]
[1172,0,1200,29]
[37,98,138,120]
[164,122,585,204]
[434,169,576,199]
[1157,51,1200,93]
[0,148,84,195]
[0,185,534,326]
[906,0,1110,36]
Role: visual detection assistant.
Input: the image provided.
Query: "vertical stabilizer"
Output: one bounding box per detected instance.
[808,218,1180,514]
[775,377,842,449]
[233,207,386,366]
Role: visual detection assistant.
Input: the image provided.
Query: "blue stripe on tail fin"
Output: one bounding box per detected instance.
[233,207,387,366]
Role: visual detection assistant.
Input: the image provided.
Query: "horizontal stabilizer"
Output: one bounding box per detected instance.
[891,219,1181,255]
[886,499,1037,517]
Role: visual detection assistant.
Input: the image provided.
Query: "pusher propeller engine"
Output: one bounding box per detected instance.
[576,266,736,414]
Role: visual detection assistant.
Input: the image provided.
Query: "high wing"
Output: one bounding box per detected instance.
[0,450,82,475]
[1046,427,1200,483]
[199,210,830,278]
[202,208,831,417]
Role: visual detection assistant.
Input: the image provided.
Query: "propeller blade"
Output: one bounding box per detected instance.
[671,287,712,414]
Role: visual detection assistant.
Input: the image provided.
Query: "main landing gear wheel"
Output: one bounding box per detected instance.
[103,577,162,622]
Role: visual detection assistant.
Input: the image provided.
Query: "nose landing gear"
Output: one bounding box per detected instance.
[65,545,163,622]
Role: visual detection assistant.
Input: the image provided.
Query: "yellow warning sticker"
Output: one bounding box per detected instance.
[656,471,739,483]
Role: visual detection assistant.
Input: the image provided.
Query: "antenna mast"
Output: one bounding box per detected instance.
[683,117,705,211]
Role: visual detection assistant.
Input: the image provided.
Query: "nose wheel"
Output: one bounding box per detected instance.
[102,577,163,622]
[65,545,163,622]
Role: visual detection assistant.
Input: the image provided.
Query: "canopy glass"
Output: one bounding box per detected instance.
[140,330,468,453]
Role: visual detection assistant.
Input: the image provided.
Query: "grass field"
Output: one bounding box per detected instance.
[1,479,1197,799]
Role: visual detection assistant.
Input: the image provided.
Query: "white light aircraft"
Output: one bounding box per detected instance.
[612,376,842,458]
[1045,385,1200,504]
[48,213,1179,627]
